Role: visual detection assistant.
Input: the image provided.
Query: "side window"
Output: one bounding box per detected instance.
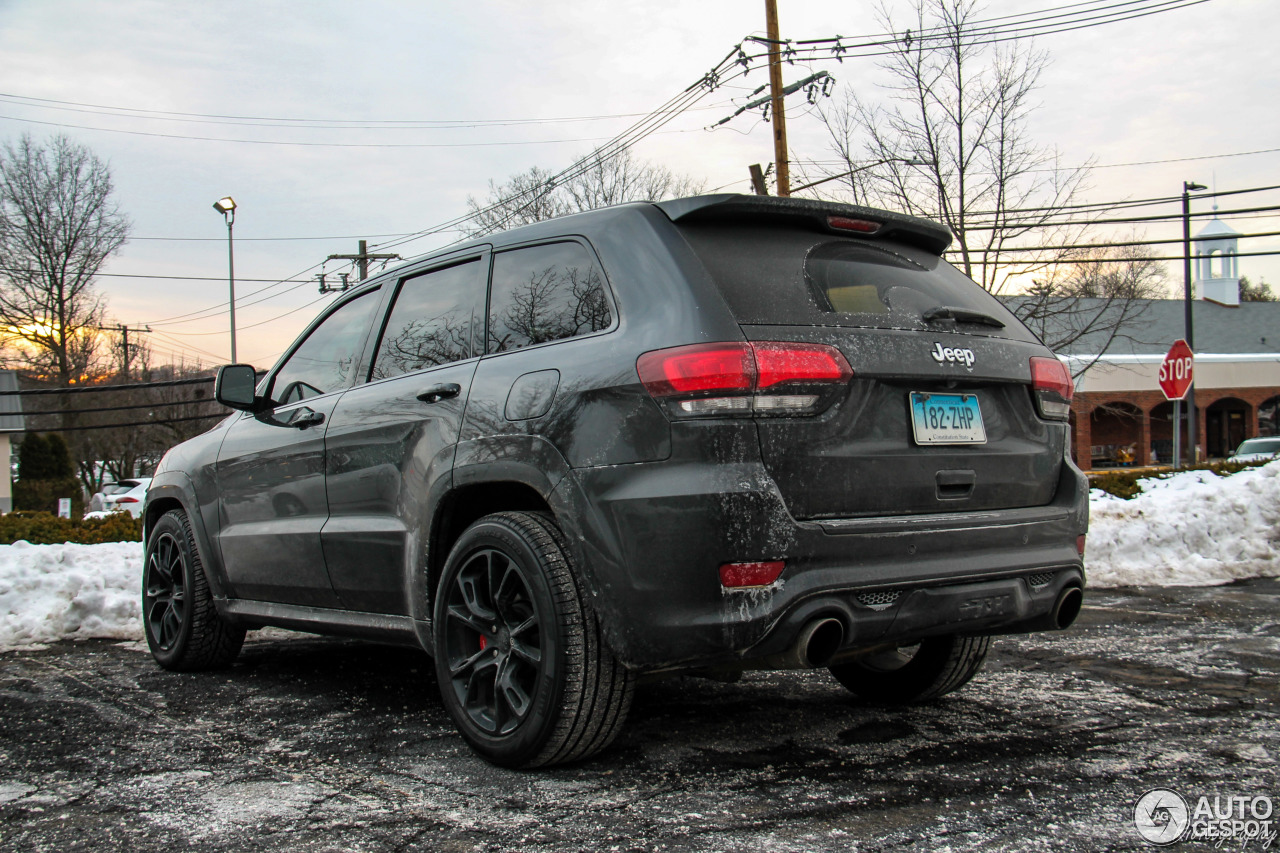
[270,288,380,404]
[370,259,484,381]
[487,241,612,354]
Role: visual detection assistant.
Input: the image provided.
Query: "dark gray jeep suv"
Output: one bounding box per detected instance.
[143,195,1088,768]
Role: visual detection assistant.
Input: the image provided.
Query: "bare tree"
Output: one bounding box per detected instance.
[465,165,571,236]
[1057,243,1168,300]
[804,0,1091,294]
[0,134,128,387]
[1013,244,1165,376]
[464,149,703,237]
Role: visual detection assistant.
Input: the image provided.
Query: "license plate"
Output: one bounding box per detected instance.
[909,392,987,445]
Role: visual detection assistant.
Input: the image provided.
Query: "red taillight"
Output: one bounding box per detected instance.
[753,342,854,389]
[637,342,852,418]
[719,561,786,589]
[636,343,754,396]
[1030,356,1073,420]
[116,497,140,504]
[827,215,881,234]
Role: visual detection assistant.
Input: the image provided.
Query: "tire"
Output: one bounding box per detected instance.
[143,509,245,671]
[433,511,634,768]
[828,634,991,704]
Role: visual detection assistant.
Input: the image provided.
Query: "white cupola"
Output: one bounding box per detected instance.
[1193,207,1242,306]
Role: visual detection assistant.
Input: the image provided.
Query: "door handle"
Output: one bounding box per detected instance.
[288,409,326,429]
[417,383,462,404]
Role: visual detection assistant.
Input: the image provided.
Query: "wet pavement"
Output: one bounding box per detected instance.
[1,580,1277,852]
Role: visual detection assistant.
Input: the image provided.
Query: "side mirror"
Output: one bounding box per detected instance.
[215,364,259,411]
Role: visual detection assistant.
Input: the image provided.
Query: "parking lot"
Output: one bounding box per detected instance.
[1,579,1277,852]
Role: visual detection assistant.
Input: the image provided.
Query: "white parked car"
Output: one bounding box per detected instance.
[89,478,151,517]
[1231,437,1280,463]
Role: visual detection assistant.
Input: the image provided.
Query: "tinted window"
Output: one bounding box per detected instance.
[271,288,380,404]
[487,242,612,353]
[370,259,484,381]
[677,224,1034,342]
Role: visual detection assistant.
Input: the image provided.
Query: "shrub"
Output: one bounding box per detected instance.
[1088,457,1275,500]
[0,511,142,545]
[13,477,85,517]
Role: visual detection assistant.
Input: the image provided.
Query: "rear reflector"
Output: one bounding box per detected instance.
[1077,535,1086,556]
[827,215,882,234]
[719,561,786,588]
[1030,356,1073,420]
[637,342,852,418]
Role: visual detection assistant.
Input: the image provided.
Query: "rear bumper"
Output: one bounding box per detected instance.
[552,455,1089,673]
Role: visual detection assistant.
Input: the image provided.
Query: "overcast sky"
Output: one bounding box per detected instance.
[1,0,1276,368]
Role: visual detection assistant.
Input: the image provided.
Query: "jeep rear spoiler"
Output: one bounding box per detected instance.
[654,194,953,256]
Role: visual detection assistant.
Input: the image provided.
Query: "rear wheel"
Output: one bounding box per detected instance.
[828,634,990,703]
[433,511,633,768]
[143,509,244,671]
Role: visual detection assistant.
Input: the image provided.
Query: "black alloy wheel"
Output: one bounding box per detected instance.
[433,511,633,768]
[143,509,245,671]
[144,529,188,652]
[441,546,544,736]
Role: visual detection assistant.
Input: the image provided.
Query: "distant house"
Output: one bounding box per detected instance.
[1033,215,1279,470]
[0,371,26,512]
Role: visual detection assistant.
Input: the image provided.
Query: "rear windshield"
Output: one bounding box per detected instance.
[1238,438,1280,454]
[677,224,1036,342]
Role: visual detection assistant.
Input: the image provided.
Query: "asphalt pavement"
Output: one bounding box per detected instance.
[1,580,1277,852]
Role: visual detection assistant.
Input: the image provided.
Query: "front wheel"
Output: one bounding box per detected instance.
[828,634,990,704]
[433,511,633,768]
[143,509,244,671]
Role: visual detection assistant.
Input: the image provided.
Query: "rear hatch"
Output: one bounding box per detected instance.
[668,204,1066,520]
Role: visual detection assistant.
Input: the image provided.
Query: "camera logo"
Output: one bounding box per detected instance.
[1134,788,1190,846]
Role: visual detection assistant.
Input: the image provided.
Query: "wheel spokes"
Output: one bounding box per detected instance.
[494,655,532,727]
[444,544,547,735]
[145,532,188,651]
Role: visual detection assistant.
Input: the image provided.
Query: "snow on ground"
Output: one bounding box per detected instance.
[0,541,142,649]
[0,461,1277,649]
[1086,459,1280,588]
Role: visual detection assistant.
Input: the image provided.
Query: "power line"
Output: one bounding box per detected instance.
[31,412,226,432]
[0,91,727,129]
[0,114,702,150]
[0,376,214,396]
[973,230,1280,253]
[996,250,1280,264]
[23,397,219,416]
[130,231,418,243]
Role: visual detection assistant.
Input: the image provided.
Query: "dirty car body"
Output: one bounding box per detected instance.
[144,195,1089,767]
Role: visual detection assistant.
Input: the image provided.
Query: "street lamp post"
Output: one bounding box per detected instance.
[1181,181,1207,467]
[212,196,238,363]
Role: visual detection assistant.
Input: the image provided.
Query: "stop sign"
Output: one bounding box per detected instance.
[1159,339,1194,400]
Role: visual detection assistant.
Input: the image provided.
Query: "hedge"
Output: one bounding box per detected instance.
[1088,457,1274,500]
[0,511,143,545]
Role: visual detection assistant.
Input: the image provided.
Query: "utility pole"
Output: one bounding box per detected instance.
[98,324,152,381]
[327,239,401,282]
[1181,181,1208,465]
[764,0,790,196]
[748,164,769,195]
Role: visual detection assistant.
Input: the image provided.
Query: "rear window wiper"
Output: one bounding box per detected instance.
[922,306,1006,328]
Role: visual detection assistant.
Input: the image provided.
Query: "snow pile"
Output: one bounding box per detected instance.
[0,461,1277,649]
[0,540,142,648]
[1086,460,1280,587]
